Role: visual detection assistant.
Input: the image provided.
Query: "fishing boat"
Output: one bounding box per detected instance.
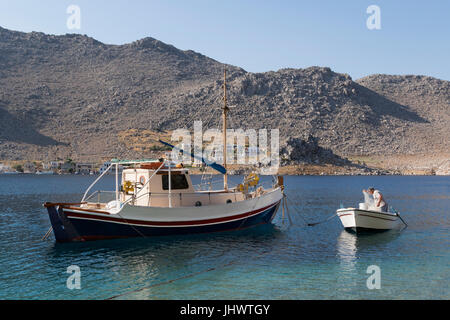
[43,70,284,242]
[337,204,403,233]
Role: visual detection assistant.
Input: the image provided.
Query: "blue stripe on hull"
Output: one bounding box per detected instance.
[47,202,280,242]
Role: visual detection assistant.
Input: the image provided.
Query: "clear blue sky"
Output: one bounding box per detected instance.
[1,0,449,80]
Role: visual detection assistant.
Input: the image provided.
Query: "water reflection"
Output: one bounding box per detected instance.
[335,230,403,292]
[41,224,283,299]
[336,229,402,262]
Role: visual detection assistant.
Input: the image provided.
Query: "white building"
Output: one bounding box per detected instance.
[0,163,12,173]
[99,162,123,175]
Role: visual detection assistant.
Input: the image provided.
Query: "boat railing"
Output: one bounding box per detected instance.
[124,184,282,208]
[193,175,277,191]
[83,182,279,209]
[81,163,113,202]
[193,177,226,191]
[126,190,245,207]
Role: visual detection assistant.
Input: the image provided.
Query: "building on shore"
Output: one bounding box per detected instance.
[23,162,36,173]
[0,163,12,173]
[42,161,62,171]
[60,162,76,173]
[99,161,123,174]
[76,163,95,175]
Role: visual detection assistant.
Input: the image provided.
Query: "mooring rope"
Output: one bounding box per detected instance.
[282,194,293,227]
[41,226,53,241]
[283,194,311,226]
[391,207,408,229]
[116,209,149,239]
[306,213,338,226]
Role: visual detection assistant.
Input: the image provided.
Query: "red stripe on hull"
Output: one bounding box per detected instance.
[339,212,397,221]
[65,201,281,227]
[357,213,397,222]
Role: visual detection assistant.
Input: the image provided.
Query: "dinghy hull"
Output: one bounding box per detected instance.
[337,208,400,233]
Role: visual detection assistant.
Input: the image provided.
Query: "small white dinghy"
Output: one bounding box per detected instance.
[337,189,407,233]
[337,207,399,233]
[337,201,407,233]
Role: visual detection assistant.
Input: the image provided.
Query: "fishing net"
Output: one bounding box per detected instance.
[362,191,375,210]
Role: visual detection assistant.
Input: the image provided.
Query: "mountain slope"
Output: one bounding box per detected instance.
[0,26,448,163]
[356,74,450,153]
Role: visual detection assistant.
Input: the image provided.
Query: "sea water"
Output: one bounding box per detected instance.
[0,174,448,299]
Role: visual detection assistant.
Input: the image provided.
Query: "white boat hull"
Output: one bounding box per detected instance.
[337,208,400,233]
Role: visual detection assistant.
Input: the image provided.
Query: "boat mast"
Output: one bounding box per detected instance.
[115,163,119,207]
[222,68,229,191]
[168,159,172,208]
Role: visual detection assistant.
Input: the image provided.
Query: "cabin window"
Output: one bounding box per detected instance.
[162,174,189,190]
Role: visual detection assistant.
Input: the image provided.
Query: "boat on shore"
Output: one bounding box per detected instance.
[43,70,284,242]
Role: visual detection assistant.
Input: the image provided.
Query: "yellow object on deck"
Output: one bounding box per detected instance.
[246,173,260,187]
[123,181,134,194]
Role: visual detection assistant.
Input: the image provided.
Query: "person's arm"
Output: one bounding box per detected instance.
[377,193,383,207]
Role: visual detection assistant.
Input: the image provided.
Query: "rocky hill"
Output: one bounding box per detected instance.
[0,26,448,171]
[356,74,450,154]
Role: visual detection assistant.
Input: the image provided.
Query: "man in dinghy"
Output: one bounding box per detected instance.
[363,187,388,212]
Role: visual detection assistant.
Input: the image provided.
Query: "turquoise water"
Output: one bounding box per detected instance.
[0,174,448,299]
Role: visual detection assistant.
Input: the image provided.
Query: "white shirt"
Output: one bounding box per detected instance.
[373,190,386,207]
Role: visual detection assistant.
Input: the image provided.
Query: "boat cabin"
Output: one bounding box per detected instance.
[119,164,245,208]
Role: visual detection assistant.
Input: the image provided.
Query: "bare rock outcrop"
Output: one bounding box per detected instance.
[0,26,448,168]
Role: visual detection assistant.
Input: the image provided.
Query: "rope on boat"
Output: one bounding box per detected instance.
[396,213,408,228]
[392,208,408,228]
[41,226,53,241]
[283,194,340,227]
[283,194,312,226]
[116,210,149,239]
[307,213,338,227]
[281,193,293,227]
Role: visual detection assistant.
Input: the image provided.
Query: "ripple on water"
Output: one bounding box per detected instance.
[0,175,448,299]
